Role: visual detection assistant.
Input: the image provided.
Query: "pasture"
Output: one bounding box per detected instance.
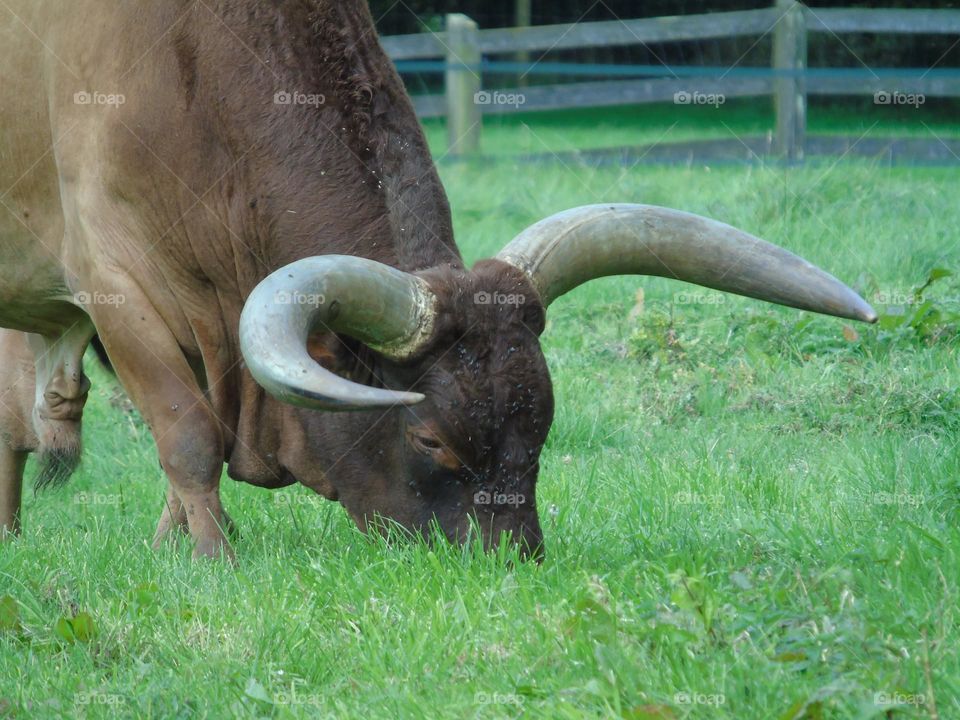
[2,105,959,719]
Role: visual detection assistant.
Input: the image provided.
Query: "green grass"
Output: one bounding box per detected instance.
[2,129,960,719]
[421,98,960,157]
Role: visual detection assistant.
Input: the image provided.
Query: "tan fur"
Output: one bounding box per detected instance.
[0,1,547,558]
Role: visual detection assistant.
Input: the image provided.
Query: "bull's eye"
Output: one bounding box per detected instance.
[409,430,445,455]
[416,436,443,452]
[407,428,462,471]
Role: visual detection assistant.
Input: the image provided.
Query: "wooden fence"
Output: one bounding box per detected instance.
[381,2,960,160]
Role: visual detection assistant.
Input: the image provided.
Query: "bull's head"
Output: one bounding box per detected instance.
[239,205,876,556]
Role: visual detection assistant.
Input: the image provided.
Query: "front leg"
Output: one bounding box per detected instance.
[86,278,235,561]
[153,482,239,548]
[152,482,189,547]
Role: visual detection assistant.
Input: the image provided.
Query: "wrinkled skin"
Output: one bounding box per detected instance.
[0,0,554,557]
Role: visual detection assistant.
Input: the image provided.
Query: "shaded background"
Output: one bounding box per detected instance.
[371,1,960,70]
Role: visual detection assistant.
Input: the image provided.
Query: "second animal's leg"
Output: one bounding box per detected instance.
[0,329,35,537]
[0,447,27,539]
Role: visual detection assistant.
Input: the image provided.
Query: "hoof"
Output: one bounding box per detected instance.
[151,518,189,550]
[192,536,237,565]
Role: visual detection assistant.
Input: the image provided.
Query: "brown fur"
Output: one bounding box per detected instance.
[0,0,543,555]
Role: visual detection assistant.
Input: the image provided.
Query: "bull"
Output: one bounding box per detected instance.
[0,0,876,560]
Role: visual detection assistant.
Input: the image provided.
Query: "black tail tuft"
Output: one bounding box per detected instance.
[33,444,82,493]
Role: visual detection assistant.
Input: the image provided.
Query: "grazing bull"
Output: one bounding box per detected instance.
[0,0,876,560]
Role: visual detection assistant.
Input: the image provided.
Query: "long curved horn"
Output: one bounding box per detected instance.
[239,256,439,411]
[497,204,877,323]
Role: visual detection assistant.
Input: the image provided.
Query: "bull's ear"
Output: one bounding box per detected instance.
[521,297,548,336]
[471,259,548,336]
[306,333,341,372]
[306,333,375,384]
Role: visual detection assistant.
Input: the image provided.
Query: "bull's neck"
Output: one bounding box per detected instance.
[216,1,463,275]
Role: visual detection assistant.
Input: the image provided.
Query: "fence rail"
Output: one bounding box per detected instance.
[381,9,782,59]
[382,3,960,159]
[807,8,960,34]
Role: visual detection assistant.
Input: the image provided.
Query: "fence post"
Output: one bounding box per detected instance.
[445,14,482,156]
[515,0,532,88]
[773,0,807,161]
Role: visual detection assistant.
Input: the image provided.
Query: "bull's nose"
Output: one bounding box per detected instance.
[477,525,544,562]
[520,539,545,564]
[518,526,545,563]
